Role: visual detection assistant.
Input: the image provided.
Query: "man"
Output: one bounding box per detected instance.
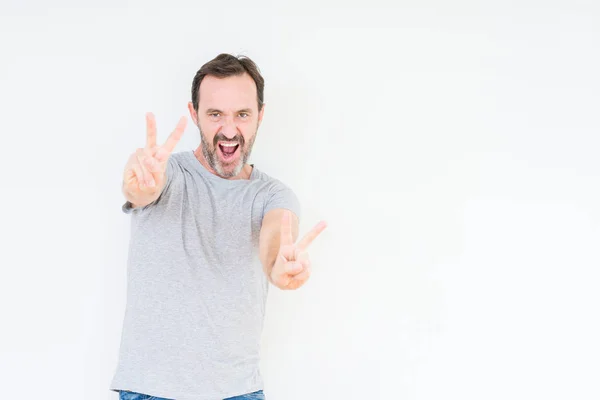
[110,54,327,400]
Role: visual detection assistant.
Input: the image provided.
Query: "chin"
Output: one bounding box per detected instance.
[216,162,243,178]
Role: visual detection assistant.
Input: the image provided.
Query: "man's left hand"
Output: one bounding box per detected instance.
[270,210,327,290]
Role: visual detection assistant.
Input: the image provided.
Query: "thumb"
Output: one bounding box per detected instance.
[282,257,303,274]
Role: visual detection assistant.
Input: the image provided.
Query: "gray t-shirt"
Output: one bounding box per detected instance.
[110,151,301,400]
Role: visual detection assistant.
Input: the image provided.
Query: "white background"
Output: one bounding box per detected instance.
[0,0,598,399]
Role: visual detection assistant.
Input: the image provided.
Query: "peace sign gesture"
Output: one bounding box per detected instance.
[122,113,187,207]
[270,210,328,290]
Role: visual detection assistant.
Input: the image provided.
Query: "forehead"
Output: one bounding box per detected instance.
[198,73,257,110]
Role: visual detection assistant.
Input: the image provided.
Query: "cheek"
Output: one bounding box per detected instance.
[242,132,256,147]
[241,121,258,139]
[199,122,218,140]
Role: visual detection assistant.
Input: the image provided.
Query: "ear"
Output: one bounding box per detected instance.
[188,102,198,125]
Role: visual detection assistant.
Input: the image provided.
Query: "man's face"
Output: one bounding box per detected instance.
[190,73,264,178]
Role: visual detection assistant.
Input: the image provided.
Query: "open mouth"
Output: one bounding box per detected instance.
[218,142,240,162]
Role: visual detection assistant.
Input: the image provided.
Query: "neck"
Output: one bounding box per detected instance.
[193,146,252,180]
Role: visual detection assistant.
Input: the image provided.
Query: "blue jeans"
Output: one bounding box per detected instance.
[119,389,265,400]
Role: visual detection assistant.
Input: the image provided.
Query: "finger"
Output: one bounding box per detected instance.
[278,245,297,266]
[297,220,327,252]
[137,157,155,188]
[285,261,303,275]
[123,166,135,183]
[160,116,187,157]
[290,254,310,275]
[292,262,311,282]
[123,153,138,182]
[141,147,161,173]
[143,155,161,173]
[146,112,157,149]
[130,162,145,189]
[280,210,294,247]
[136,149,155,187]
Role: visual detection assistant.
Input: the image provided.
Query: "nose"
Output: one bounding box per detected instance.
[219,115,238,139]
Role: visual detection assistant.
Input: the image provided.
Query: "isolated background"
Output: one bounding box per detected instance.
[0,0,598,399]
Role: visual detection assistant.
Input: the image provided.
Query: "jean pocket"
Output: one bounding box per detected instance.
[119,391,155,400]
[246,390,265,400]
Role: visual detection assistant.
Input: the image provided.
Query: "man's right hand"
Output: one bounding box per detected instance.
[122,112,187,208]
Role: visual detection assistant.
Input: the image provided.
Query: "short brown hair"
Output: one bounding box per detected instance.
[191,53,265,112]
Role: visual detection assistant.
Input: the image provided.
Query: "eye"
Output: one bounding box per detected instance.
[209,112,220,118]
[239,112,249,118]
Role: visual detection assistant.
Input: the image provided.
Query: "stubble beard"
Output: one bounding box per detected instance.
[198,125,257,178]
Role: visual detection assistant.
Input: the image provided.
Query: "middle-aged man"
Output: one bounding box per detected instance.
[110,53,327,400]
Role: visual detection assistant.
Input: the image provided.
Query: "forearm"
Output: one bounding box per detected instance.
[260,241,280,284]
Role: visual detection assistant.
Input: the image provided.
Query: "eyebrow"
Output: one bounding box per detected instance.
[205,108,253,114]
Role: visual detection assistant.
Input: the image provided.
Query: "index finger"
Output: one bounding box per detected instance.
[145,112,157,149]
[297,220,327,251]
[160,116,187,155]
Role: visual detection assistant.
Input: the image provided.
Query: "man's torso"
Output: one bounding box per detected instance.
[110,151,300,400]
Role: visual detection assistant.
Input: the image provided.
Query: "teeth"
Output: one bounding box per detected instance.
[220,142,238,147]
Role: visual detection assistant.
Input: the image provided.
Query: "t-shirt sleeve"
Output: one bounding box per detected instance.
[263,180,302,221]
[122,156,178,214]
